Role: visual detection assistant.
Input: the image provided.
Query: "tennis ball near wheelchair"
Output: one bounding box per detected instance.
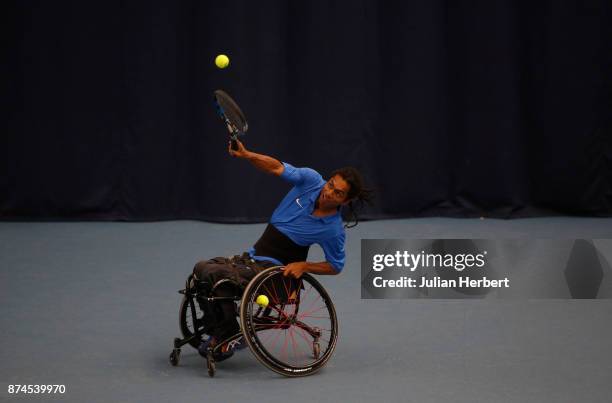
[215,54,230,69]
[255,294,269,307]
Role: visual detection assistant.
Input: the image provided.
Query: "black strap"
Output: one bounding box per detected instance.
[253,223,310,265]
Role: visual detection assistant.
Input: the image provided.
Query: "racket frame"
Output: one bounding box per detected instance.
[213,90,248,150]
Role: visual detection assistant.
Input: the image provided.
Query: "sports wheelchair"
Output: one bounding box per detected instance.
[169,266,338,377]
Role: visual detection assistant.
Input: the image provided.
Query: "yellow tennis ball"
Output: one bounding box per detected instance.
[255,294,269,307]
[215,54,230,69]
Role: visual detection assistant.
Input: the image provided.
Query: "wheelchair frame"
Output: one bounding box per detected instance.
[169,266,338,377]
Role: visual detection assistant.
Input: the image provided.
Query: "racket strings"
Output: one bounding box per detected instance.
[214,90,248,133]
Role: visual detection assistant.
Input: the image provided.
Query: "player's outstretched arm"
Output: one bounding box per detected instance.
[283,261,340,278]
[228,139,284,176]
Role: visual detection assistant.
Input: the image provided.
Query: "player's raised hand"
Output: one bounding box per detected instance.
[228,139,248,158]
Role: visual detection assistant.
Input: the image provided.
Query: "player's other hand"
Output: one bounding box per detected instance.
[283,262,307,279]
[228,139,248,158]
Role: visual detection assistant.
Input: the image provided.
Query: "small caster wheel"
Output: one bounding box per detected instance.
[207,355,216,377]
[169,348,181,366]
[313,342,320,359]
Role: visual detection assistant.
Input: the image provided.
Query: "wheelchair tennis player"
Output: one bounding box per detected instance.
[192,139,372,362]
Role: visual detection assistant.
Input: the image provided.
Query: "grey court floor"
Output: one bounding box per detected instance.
[1,218,612,403]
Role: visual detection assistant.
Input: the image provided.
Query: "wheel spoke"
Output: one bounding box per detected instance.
[289,326,299,362]
[261,282,281,306]
[297,305,329,319]
[299,294,323,318]
[295,324,315,346]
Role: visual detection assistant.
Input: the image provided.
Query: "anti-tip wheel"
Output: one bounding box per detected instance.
[206,356,216,377]
[169,349,181,366]
[313,342,321,359]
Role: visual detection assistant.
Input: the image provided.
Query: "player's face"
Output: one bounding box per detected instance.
[319,175,351,209]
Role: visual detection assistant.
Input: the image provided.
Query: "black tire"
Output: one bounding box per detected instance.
[179,296,206,349]
[207,356,216,377]
[169,349,181,366]
[240,267,338,377]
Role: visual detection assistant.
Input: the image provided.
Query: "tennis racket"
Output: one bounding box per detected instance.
[213,89,248,151]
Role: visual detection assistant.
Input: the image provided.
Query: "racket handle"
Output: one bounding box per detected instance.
[230,139,239,151]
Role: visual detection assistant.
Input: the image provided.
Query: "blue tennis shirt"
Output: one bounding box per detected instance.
[249,162,346,272]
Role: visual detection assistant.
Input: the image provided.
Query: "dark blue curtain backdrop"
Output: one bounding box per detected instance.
[3,1,611,221]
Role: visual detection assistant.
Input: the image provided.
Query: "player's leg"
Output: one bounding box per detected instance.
[193,258,241,340]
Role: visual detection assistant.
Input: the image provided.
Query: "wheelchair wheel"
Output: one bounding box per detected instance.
[239,267,338,377]
[179,295,208,349]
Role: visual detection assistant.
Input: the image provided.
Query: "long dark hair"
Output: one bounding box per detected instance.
[331,167,375,228]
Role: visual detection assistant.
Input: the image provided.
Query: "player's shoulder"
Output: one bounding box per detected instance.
[300,167,323,183]
[281,162,324,188]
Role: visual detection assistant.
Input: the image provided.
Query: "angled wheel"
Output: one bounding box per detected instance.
[313,342,321,359]
[240,267,339,377]
[207,355,216,377]
[169,349,181,366]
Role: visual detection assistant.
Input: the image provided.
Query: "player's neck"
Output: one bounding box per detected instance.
[313,197,339,217]
[313,207,338,217]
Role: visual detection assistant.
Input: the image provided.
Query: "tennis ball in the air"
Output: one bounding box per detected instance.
[215,54,230,69]
[256,295,269,307]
